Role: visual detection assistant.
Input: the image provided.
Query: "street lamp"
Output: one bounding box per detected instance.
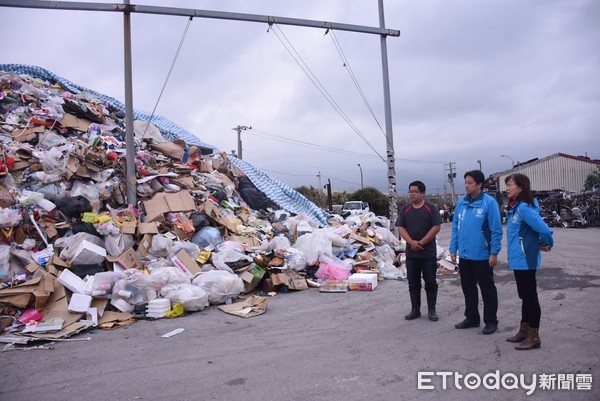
[500,154,515,168]
[477,160,482,170]
[357,163,364,189]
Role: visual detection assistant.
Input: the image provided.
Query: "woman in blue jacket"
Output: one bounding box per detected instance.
[504,173,554,350]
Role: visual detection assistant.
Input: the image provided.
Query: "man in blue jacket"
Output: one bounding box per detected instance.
[449,170,503,334]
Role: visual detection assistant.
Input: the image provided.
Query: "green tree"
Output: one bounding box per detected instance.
[584,166,600,191]
[294,185,323,206]
[348,187,389,216]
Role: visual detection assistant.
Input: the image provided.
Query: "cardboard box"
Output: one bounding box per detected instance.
[171,250,202,278]
[270,270,308,291]
[348,273,378,291]
[143,191,197,222]
[239,264,266,293]
[106,247,144,271]
[319,280,348,293]
[137,234,154,257]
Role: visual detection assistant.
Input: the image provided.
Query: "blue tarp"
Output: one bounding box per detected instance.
[0,64,330,226]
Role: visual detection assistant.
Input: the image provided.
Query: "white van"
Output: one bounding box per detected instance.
[342,201,370,215]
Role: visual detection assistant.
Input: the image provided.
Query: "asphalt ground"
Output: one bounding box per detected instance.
[1,224,599,401]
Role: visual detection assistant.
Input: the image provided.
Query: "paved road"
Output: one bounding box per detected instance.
[1,224,599,401]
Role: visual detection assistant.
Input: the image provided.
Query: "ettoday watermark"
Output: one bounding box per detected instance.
[417,371,593,395]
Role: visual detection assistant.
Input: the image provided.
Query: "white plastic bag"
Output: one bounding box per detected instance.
[149,234,174,258]
[104,234,135,257]
[192,270,244,305]
[292,230,333,265]
[161,283,209,312]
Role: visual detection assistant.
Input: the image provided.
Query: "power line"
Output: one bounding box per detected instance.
[328,29,389,147]
[269,23,385,162]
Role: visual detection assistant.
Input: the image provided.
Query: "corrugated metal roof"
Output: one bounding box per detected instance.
[491,153,600,192]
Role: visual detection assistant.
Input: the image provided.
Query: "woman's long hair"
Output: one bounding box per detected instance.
[505,173,535,206]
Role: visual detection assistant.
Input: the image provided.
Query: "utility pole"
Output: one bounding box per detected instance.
[445,162,458,206]
[317,171,323,207]
[378,0,398,227]
[357,164,364,189]
[232,125,251,160]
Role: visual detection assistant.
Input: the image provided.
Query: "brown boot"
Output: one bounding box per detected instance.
[515,327,541,350]
[506,322,529,343]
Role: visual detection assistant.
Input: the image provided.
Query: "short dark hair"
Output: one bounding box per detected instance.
[464,170,485,186]
[505,173,535,206]
[409,180,426,193]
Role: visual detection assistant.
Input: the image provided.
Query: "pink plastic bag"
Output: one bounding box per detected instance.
[315,262,351,281]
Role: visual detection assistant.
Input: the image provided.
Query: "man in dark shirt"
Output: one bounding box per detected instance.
[396,181,443,321]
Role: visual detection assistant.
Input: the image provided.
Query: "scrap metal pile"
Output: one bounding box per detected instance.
[0,68,407,342]
[537,188,600,228]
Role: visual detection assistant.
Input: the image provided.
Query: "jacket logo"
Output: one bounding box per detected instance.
[475,208,485,218]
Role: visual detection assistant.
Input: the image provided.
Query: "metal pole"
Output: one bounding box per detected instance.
[232,125,251,160]
[501,154,515,168]
[123,0,136,206]
[357,163,364,189]
[477,159,482,170]
[378,0,397,226]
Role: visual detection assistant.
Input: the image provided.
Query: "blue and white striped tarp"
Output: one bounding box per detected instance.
[1,64,330,226]
[228,156,330,226]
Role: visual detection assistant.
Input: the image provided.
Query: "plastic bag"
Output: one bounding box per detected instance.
[315,255,352,281]
[161,283,209,312]
[104,233,135,257]
[191,270,244,305]
[0,208,22,228]
[111,270,153,312]
[148,265,190,290]
[71,180,101,213]
[293,230,333,265]
[191,226,223,249]
[35,145,69,176]
[211,250,252,273]
[216,240,245,253]
[0,245,10,279]
[169,241,200,261]
[274,247,308,271]
[148,234,174,258]
[91,271,124,297]
[56,195,92,218]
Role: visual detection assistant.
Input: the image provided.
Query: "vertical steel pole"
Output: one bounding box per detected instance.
[124,0,137,206]
[378,0,397,226]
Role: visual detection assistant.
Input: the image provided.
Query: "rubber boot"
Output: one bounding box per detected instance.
[426,291,439,321]
[404,292,421,320]
[506,322,529,343]
[515,327,541,350]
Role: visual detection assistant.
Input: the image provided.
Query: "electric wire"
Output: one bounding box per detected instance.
[328,29,391,148]
[142,17,193,139]
[269,23,386,162]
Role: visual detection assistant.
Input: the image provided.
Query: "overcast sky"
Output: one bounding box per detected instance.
[2,0,599,196]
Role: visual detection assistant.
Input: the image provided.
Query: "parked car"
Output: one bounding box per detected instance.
[342,201,370,215]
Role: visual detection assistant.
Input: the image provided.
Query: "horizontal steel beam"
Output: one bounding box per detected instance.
[0,0,400,37]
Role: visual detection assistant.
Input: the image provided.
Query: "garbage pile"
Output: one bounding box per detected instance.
[0,66,408,342]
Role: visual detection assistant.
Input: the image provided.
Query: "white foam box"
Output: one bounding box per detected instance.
[57,268,86,294]
[348,273,378,291]
[68,293,92,313]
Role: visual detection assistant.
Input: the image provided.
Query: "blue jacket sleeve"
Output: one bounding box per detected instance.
[449,201,460,253]
[487,197,503,255]
[521,205,554,247]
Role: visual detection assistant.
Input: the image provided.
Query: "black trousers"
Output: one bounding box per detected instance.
[514,269,541,328]
[458,258,498,324]
[406,256,438,294]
